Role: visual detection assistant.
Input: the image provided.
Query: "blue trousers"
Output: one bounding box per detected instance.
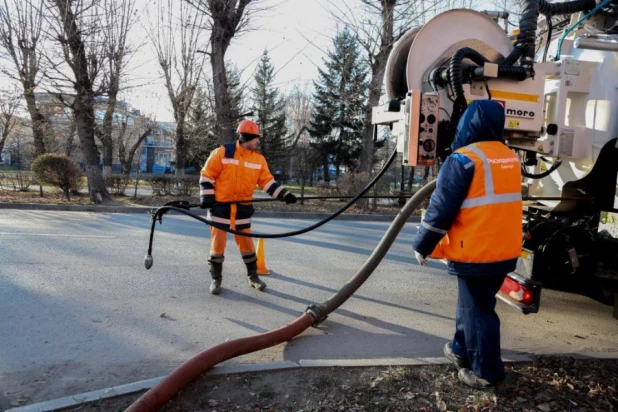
[451,273,506,382]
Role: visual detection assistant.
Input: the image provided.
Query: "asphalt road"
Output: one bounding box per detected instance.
[1,210,616,408]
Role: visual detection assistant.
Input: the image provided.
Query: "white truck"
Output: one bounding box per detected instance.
[372,0,618,318]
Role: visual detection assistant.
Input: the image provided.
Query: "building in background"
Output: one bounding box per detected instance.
[4,93,177,174]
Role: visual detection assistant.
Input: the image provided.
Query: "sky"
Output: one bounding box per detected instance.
[2,0,501,123]
[122,0,340,123]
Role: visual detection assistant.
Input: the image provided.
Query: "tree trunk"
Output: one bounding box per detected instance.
[358,0,396,174]
[74,93,110,203]
[175,120,185,177]
[359,77,381,172]
[101,91,117,177]
[23,89,47,156]
[65,120,77,156]
[0,114,11,157]
[210,38,234,145]
[322,157,329,183]
[54,0,110,203]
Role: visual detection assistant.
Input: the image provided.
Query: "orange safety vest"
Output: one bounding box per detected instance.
[428,141,522,263]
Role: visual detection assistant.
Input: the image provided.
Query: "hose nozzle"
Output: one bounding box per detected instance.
[144,254,154,270]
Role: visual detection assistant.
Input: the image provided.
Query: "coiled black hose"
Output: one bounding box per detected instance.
[539,0,596,15]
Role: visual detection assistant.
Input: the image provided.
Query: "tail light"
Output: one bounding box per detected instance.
[497,274,541,314]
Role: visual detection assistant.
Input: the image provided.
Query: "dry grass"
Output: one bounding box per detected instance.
[65,357,618,411]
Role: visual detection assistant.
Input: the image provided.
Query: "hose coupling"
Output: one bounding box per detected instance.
[306,304,328,327]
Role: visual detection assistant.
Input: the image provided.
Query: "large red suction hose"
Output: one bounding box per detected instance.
[127,180,437,412]
[125,315,314,412]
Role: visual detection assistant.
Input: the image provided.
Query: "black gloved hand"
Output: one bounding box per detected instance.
[200,200,213,209]
[284,192,297,204]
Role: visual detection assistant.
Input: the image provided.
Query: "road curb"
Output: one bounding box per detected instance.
[9,353,618,412]
[0,202,419,222]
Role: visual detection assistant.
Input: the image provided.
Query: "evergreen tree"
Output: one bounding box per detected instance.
[186,64,245,169]
[250,50,288,175]
[309,27,368,182]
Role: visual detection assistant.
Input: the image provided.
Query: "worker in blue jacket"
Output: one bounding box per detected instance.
[413,99,523,389]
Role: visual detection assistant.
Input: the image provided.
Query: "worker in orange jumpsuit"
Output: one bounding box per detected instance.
[199,120,297,295]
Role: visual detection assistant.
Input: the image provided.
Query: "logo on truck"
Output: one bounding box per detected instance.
[506,108,535,118]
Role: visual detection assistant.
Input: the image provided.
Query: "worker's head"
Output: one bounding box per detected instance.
[451,100,505,151]
[237,120,260,150]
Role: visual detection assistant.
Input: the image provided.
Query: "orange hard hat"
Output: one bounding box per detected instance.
[237,120,260,136]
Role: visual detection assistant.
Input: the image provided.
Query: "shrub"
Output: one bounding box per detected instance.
[7,172,34,191]
[144,175,199,197]
[173,175,198,197]
[105,175,131,195]
[31,154,82,200]
[147,175,175,196]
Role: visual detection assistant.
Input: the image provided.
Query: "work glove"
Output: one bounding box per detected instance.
[283,192,297,204]
[414,250,428,266]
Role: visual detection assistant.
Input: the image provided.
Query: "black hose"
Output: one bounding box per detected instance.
[448,47,490,107]
[145,149,399,263]
[539,0,596,15]
[505,0,541,66]
[503,0,597,66]
[521,159,562,179]
[543,16,553,62]
[472,65,529,80]
[307,179,437,324]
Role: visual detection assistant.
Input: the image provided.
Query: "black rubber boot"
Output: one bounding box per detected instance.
[246,261,266,291]
[209,261,223,295]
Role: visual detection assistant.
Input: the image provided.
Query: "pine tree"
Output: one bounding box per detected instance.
[250,50,288,175]
[309,27,368,182]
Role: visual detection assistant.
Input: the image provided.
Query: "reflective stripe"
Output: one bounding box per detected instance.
[221,159,239,165]
[207,214,251,226]
[272,186,284,198]
[467,145,494,195]
[421,221,448,234]
[464,162,474,169]
[209,255,224,263]
[244,161,262,170]
[461,193,522,209]
[464,144,521,209]
[199,176,215,184]
[201,189,214,195]
[264,179,275,192]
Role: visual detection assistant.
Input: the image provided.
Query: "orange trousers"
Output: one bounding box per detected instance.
[209,226,255,260]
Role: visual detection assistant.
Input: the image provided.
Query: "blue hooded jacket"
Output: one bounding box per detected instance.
[412,99,518,277]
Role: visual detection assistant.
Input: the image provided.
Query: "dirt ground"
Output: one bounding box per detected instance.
[62,357,617,411]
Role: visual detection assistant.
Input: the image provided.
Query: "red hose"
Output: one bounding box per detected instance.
[126,313,314,412]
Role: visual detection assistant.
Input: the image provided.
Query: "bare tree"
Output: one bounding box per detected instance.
[47,0,110,203]
[117,113,154,175]
[329,1,427,174]
[185,0,261,145]
[0,85,20,161]
[99,0,139,177]
[0,0,47,157]
[150,0,206,177]
[292,141,320,204]
[285,86,312,181]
